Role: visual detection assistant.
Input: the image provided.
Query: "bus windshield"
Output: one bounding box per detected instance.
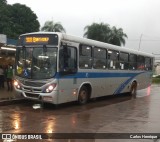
[15,47,57,79]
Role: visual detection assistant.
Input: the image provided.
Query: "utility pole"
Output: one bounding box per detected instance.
[138,34,143,51]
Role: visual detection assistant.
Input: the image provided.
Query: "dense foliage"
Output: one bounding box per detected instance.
[41,21,66,33]
[84,22,128,46]
[0,0,40,39]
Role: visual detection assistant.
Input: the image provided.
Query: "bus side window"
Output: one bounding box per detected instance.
[59,44,77,74]
[108,50,119,69]
[119,52,129,70]
[68,47,77,71]
[145,57,152,71]
[129,54,137,70]
[137,55,145,70]
[150,58,153,70]
[93,47,106,69]
[79,44,92,69]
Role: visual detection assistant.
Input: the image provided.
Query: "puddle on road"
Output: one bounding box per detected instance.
[136,86,151,98]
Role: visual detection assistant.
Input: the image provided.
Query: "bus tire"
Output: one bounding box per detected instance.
[78,86,89,105]
[130,82,137,96]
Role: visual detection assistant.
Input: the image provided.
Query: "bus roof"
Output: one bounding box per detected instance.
[20,32,154,58]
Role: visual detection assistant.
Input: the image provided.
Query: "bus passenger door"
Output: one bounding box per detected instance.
[58,42,78,104]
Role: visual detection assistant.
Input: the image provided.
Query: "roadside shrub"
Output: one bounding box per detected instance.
[155,75,160,78]
[152,78,160,84]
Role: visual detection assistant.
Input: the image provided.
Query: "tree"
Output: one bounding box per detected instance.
[0,2,40,39]
[41,21,66,33]
[9,3,40,38]
[84,22,111,43]
[84,22,128,46]
[0,1,11,36]
[0,0,7,5]
[109,26,128,46]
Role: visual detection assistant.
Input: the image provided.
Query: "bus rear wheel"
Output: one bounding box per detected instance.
[78,86,89,105]
[130,82,137,96]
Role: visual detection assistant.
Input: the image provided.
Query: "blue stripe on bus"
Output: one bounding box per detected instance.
[55,71,146,94]
[55,72,143,79]
[113,72,143,95]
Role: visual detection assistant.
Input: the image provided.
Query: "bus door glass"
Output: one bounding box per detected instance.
[59,44,77,75]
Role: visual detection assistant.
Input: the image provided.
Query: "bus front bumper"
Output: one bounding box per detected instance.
[14,88,57,104]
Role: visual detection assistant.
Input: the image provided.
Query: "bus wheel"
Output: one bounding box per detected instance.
[78,86,89,105]
[130,82,137,96]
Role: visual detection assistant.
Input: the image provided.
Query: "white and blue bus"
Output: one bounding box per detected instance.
[14,32,154,105]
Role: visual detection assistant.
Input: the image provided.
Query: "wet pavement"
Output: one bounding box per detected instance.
[0,84,160,142]
[0,82,23,106]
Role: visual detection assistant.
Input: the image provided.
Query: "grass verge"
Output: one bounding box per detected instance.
[152,78,160,84]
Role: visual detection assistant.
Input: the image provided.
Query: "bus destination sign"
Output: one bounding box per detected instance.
[25,37,49,43]
[17,34,58,46]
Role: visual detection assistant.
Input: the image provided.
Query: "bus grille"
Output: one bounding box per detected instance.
[23,87,42,93]
[21,81,46,87]
[25,93,40,98]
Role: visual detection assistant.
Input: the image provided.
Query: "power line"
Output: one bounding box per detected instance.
[127,39,160,41]
[152,53,160,56]
[141,34,160,39]
[127,34,160,41]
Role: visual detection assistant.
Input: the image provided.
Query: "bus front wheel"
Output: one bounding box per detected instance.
[78,86,89,105]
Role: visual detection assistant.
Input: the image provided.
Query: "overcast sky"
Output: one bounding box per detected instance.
[7,0,160,55]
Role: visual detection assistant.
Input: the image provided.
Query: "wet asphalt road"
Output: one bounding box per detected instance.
[0,84,160,142]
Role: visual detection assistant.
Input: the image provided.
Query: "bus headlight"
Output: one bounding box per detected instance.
[44,84,56,93]
[14,80,21,89]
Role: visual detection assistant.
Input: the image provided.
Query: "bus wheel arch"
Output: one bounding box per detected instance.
[130,80,137,96]
[78,83,92,105]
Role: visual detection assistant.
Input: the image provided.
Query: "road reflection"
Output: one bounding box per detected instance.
[46,120,55,133]
[136,85,151,97]
[0,86,154,134]
[12,113,21,130]
[147,85,151,96]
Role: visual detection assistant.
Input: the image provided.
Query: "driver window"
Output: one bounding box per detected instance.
[59,44,77,74]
